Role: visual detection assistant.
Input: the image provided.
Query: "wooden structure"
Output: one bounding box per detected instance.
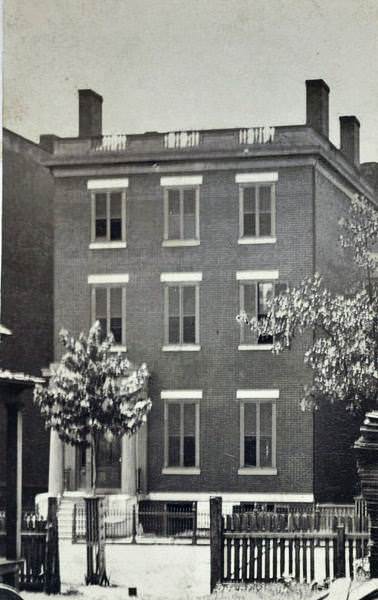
[209,497,370,592]
[0,371,43,587]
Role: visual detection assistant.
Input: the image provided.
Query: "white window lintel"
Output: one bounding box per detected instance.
[236,270,279,281]
[87,178,129,190]
[160,175,203,187]
[237,389,280,399]
[161,390,202,400]
[88,274,129,284]
[236,172,278,184]
[160,272,202,283]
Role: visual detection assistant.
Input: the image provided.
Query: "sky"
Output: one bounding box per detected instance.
[3,0,378,163]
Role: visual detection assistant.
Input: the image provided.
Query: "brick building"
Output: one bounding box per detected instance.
[42,79,376,512]
[0,129,54,507]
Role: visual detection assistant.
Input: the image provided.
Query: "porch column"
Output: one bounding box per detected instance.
[121,435,136,496]
[5,401,22,561]
[136,423,148,494]
[48,428,64,496]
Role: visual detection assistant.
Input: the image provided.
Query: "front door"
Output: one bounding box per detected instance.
[96,435,121,490]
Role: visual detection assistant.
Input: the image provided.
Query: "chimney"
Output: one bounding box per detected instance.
[340,116,360,167]
[305,79,330,138]
[78,89,103,138]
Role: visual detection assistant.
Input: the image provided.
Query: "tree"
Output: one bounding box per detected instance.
[237,195,378,413]
[34,321,151,493]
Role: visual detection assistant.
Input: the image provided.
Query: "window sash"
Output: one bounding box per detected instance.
[164,284,199,345]
[239,281,286,344]
[91,190,127,243]
[239,183,276,238]
[164,187,200,241]
[240,400,276,468]
[91,285,126,345]
[164,400,200,468]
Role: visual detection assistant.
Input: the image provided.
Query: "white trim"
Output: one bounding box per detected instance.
[160,175,203,187]
[236,172,278,184]
[160,272,202,283]
[238,236,277,245]
[88,274,129,284]
[162,344,201,352]
[161,390,202,400]
[87,178,129,190]
[238,468,278,476]
[236,270,279,281]
[147,492,315,503]
[162,468,201,475]
[89,241,127,250]
[162,240,200,247]
[238,344,273,351]
[110,345,127,353]
[237,389,280,399]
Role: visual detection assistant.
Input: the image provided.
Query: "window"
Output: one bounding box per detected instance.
[161,175,202,246]
[88,179,128,249]
[89,274,128,349]
[239,395,277,474]
[240,184,275,239]
[238,272,286,349]
[164,188,199,243]
[236,173,277,244]
[161,273,201,351]
[91,191,126,243]
[163,392,201,473]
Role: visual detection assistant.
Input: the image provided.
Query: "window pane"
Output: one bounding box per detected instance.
[169,317,180,344]
[259,186,272,213]
[96,220,107,239]
[258,283,273,344]
[110,193,122,217]
[168,403,180,434]
[260,403,273,467]
[184,404,196,435]
[183,189,195,214]
[95,288,107,318]
[183,213,196,239]
[183,317,195,343]
[184,437,196,466]
[245,437,257,467]
[168,286,180,315]
[243,214,256,237]
[243,187,256,212]
[244,403,256,436]
[168,437,180,466]
[95,194,107,218]
[183,287,195,315]
[168,404,180,466]
[183,403,196,467]
[110,219,122,240]
[168,190,180,239]
[242,283,257,343]
[110,288,122,317]
[259,214,271,236]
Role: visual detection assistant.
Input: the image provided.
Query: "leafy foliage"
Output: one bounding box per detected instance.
[237,195,378,412]
[34,321,151,446]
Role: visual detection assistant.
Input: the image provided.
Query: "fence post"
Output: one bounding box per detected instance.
[44,497,61,594]
[210,496,223,593]
[335,524,346,578]
[192,501,197,545]
[131,504,137,544]
[72,504,77,544]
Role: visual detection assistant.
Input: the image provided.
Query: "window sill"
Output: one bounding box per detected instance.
[238,237,277,245]
[162,240,200,247]
[238,344,273,351]
[238,468,277,476]
[89,241,127,250]
[162,467,201,475]
[162,345,201,352]
[110,345,127,353]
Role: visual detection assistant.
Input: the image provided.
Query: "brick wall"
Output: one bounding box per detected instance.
[1,130,54,501]
[53,162,315,496]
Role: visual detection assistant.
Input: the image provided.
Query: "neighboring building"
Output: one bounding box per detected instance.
[42,79,376,512]
[0,129,54,507]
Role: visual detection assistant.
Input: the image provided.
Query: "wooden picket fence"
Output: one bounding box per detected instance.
[210,497,370,592]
